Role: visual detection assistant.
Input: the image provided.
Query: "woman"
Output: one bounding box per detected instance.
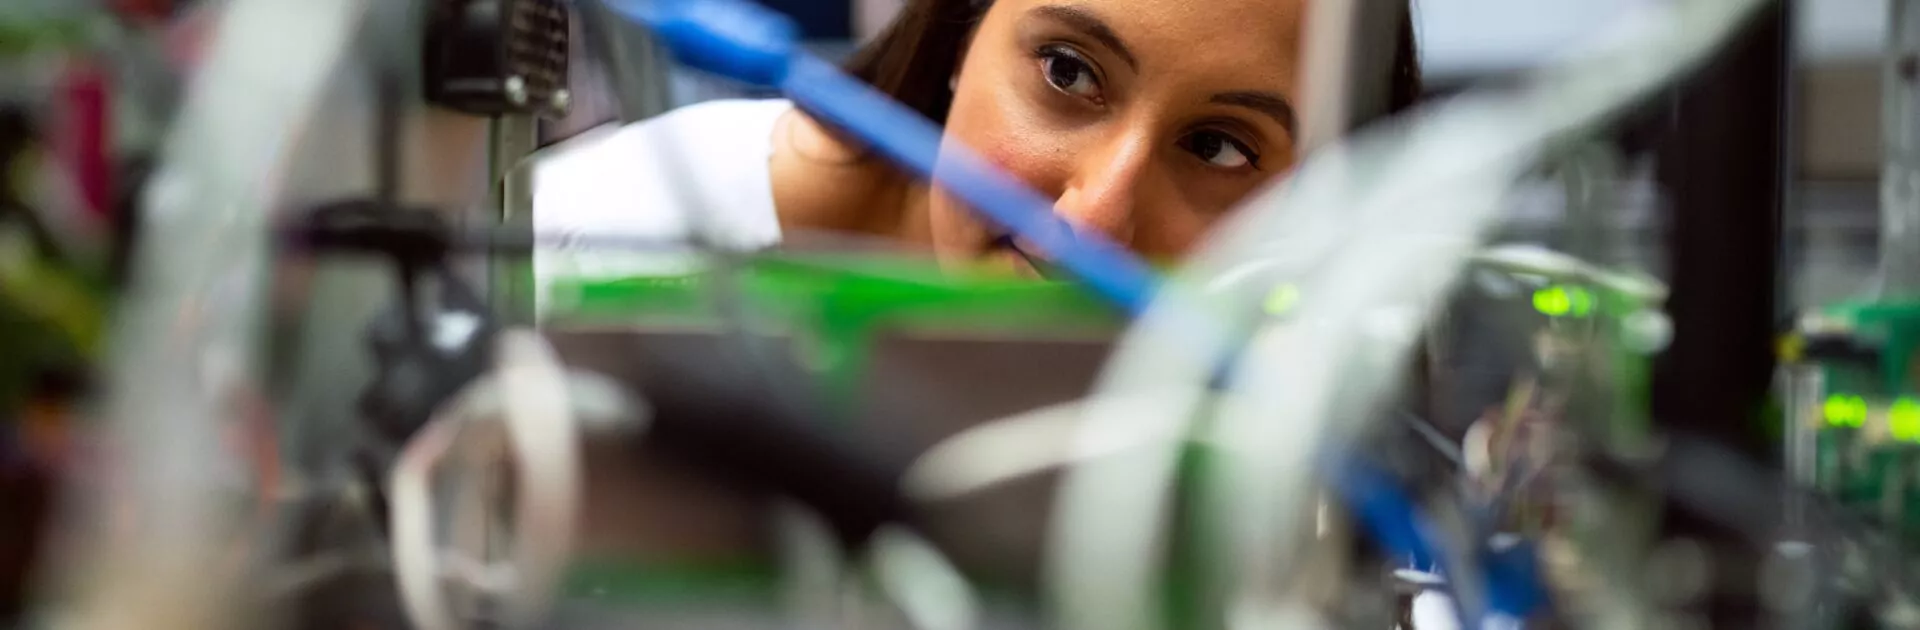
[532,0,1420,287]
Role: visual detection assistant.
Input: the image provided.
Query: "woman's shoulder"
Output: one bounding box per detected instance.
[528,98,908,245]
[647,98,797,135]
[531,99,793,250]
[768,107,914,234]
[537,98,794,175]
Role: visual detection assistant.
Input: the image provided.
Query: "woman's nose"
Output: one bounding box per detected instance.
[1052,134,1154,245]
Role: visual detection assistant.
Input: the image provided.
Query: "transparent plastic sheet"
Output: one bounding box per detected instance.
[1046,2,1771,629]
[45,1,374,628]
[390,331,584,630]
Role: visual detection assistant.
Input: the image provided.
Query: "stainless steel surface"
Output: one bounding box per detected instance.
[1295,0,1406,151]
[492,115,542,325]
[1883,0,1920,295]
[1781,362,1822,532]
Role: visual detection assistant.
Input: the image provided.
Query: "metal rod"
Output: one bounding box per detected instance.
[1294,0,1406,152]
[1881,0,1920,296]
[1780,362,1822,530]
[488,115,541,325]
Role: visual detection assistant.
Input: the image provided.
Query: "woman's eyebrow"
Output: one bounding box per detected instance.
[1029,4,1139,71]
[1210,91,1297,135]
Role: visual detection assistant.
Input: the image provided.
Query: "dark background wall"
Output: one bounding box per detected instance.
[754,0,852,41]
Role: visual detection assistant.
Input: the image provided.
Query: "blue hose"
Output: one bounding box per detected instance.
[599,0,1532,622]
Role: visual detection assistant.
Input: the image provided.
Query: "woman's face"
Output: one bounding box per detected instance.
[931,0,1306,271]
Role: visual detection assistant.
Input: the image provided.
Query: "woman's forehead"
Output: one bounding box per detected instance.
[988,0,1305,82]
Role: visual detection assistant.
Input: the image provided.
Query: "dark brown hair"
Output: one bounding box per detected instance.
[843,0,1423,126]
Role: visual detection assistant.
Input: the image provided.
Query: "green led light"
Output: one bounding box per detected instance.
[1892,398,1920,442]
[1824,394,1867,428]
[1533,286,1571,317]
[1531,285,1594,318]
[1265,284,1301,316]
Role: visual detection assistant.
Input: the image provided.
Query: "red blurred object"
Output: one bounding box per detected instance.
[111,0,180,21]
[51,60,112,225]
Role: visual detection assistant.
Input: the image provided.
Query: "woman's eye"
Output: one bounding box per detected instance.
[1182,132,1259,170]
[1038,46,1101,99]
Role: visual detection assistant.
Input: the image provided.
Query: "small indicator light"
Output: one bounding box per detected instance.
[1533,286,1570,317]
[1891,398,1920,442]
[1532,285,1594,318]
[1824,394,1867,428]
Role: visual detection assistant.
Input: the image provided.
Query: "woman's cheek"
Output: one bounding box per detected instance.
[1134,209,1209,259]
[986,87,1083,192]
[930,96,1076,252]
